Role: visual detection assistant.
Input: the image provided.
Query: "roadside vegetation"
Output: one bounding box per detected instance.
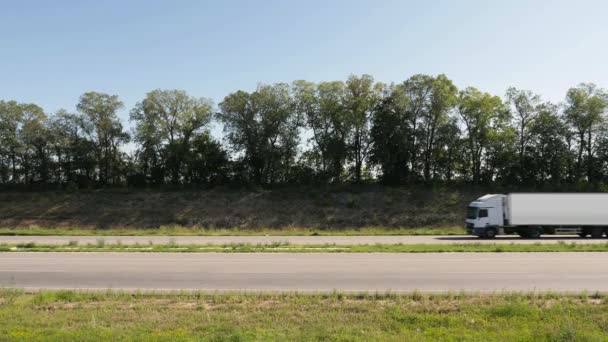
[0,226,465,236]
[2,76,608,240]
[0,290,607,341]
[0,187,472,232]
[4,241,608,253]
[2,77,607,191]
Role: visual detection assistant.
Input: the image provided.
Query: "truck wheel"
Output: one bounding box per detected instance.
[578,232,588,238]
[484,228,497,239]
[518,231,530,238]
[590,227,604,239]
[528,228,542,239]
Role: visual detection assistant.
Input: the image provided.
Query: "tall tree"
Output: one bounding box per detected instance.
[564,84,608,183]
[528,103,568,185]
[184,133,229,185]
[371,74,457,183]
[432,116,462,182]
[369,84,411,184]
[0,101,48,184]
[293,80,348,182]
[0,101,24,183]
[77,92,128,185]
[131,89,214,185]
[218,83,300,184]
[457,87,509,184]
[19,103,49,184]
[344,75,383,183]
[594,120,608,185]
[419,75,458,182]
[400,75,432,181]
[47,110,82,182]
[505,87,542,184]
[485,124,517,184]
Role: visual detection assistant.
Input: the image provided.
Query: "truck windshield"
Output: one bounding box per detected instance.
[466,207,478,219]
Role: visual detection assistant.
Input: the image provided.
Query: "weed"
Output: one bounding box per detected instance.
[1,290,602,341]
[0,187,473,233]
[4,242,608,253]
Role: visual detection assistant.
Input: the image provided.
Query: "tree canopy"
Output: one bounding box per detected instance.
[1,75,607,189]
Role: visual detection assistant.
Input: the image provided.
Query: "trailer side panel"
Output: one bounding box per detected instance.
[509,193,608,226]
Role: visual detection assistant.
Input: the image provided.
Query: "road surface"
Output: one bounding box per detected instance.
[0,235,604,245]
[1,252,607,292]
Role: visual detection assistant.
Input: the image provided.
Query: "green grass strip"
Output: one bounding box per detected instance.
[0,226,466,236]
[3,241,608,253]
[0,289,606,341]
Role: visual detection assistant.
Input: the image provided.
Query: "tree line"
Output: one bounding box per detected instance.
[1,74,607,189]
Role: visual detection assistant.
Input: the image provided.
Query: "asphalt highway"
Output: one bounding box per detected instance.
[1,252,607,292]
[0,235,604,245]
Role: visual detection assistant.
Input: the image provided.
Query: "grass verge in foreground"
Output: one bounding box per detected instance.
[3,241,608,252]
[0,290,607,341]
[0,226,466,236]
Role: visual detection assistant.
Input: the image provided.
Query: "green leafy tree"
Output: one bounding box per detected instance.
[184,133,229,185]
[131,89,214,185]
[344,75,383,183]
[528,103,568,185]
[293,80,348,182]
[0,101,25,183]
[485,125,517,184]
[18,103,49,184]
[77,92,129,185]
[47,110,88,182]
[457,87,509,184]
[419,75,458,182]
[369,84,411,184]
[432,116,462,182]
[564,84,608,183]
[400,75,432,181]
[370,74,457,183]
[506,87,542,184]
[0,101,48,184]
[2,75,608,188]
[218,83,300,184]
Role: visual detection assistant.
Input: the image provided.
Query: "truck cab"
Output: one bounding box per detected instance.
[465,194,506,238]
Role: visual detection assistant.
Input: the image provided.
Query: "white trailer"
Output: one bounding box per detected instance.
[465,193,608,238]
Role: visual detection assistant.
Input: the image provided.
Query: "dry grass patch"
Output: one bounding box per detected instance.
[4,241,608,253]
[0,186,475,233]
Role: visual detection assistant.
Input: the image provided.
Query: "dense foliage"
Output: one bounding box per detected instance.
[1,74,607,188]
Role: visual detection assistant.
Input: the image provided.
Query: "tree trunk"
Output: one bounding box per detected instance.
[11,152,16,183]
[587,130,593,183]
[577,132,585,181]
[446,147,453,183]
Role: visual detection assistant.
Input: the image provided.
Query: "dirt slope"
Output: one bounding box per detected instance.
[0,186,480,230]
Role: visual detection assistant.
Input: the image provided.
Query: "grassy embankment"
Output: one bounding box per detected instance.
[0,290,606,341]
[0,226,465,236]
[3,241,608,253]
[0,187,476,235]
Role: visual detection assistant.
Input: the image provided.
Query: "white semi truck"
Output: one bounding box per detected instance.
[466,193,608,238]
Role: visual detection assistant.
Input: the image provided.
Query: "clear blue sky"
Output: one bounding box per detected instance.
[2,0,607,126]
